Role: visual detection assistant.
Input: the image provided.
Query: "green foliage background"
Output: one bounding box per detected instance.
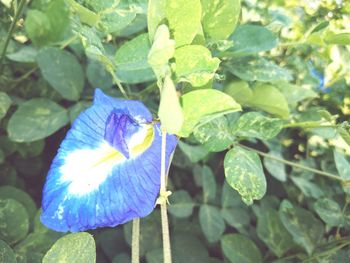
[1,0,350,262]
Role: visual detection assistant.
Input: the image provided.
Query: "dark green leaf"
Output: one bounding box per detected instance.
[168,190,194,218]
[314,198,345,227]
[263,151,287,182]
[202,165,217,202]
[178,141,209,163]
[0,239,16,263]
[0,92,11,120]
[199,205,225,243]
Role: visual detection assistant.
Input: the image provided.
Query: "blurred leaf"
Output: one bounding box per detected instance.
[97,229,128,261]
[43,232,96,263]
[314,198,345,227]
[0,199,29,245]
[232,112,283,140]
[201,0,241,41]
[224,146,266,205]
[6,46,38,63]
[7,98,69,142]
[226,57,292,82]
[147,0,166,41]
[257,208,294,257]
[0,92,11,120]
[158,75,183,134]
[202,165,217,202]
[264,151,287,182]
[86,60,113,90]
[178,141,209,163]
[37,47,84,101]
[223,24,278,57]
[112,253,130,263]
[279,200,324,255]
[179,89,241,137]
[221,234,262,263]
[324,33,350,45]
[174,45,220,87]
[68,101,91,123]
[290,176,324,198]
[114,33,156,83]
[67,0,99,26]
[221,207,250,229]
[168,190,194,218]
[194,116,233,152]
[164,0,202,47]
[0,239,16,263]
[334,150,350,182]
[246,83,290,119]
[99,5,137,34]
[221,182,245,208]
[224,80,253,104]
[172,234,210,263]
[199,205,225,243]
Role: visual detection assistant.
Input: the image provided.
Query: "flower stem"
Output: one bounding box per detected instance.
[160,128,172,263]
[131,218,140,263]
[0,0,27,73]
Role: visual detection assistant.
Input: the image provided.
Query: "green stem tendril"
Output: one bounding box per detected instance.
[131,218,140,263]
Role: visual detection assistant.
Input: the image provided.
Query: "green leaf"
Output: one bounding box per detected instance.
[172,234,210,263]
[179,89,241,137]
[279,200,324,255]
[165,0,202,47]
[338,127,350,147]
[324,33,350,45]
[0,186,37,223]
[222,24,278,57]
[25,10,52,46]
[86,60,113,90]
[231,112,284,140]
[314,198,345,227]
[178,141,209,163]
[69,101,91,123]
[290,176,324,199]
[263,151,287,182]
[6,46,38,63]
[43,232,96,263]
[147,0,166,41]
[114,33,156,83]
[246,83,290,119]
[0,239,16,263]
[168,190,194,218]
[334,150,350,181]
[0,199,29,245]
[37,48,84,101]
[221,234,262,263]
[221,207,250,229]
[199,205,225,243]
[194,116,234,152]
[158,76,183,134]
[67,0,99,27]
[201,0,241,41]
[226,57,292,82]
[7,98,69,142]
[148,24,175,79]
[202,165,216,202]
[224,146,266,205]
[224,80,253,104]
[0,92,11,120]
[174,45,221,87]
[221,182,245,208]
[257,208,294,257]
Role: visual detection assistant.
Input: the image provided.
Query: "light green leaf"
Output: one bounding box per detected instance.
[314,198,345,227]
[178,141,209,163]
[165,0,202,47]
[338,127,350,147]
[147,0,166,41]
[231,112,283,140]
[179,89,241,137]
[7,98,69,142]
[221,234,262,263]
[25,10,51,46]
[224,146,266,205]
[264,151,287,182]
[168,190,194,218]
[257,208,294,257]
[226,57,292,82]
[114,33,156,83]
[148,24,175,79]
[279,200,324,255]
[202,165,216,202]
[0,199,29,245]
[84,0,119,12]
[158,75,183,134]
[43,232,96,263]
[199,205,225,243]
[324,32,350,45]
[0,240,16,263]
[194,116,234,152]
[201,0,241,41]
[67,0,99,27]
[246,83,290,119]
[222,24,278,57]
[334,150,350,181]
[99,5,137,34]
[37,47,84,101]
[174,45,221,87]
[224,80,253,104]
[0,92,11,120]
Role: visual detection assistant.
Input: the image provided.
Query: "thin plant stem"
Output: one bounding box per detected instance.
[160,128,172,263]
[238,144,344,182]
[131,218,140,263]
[284,121,338,129]
[109,69,129,99]
[0,0,27,73]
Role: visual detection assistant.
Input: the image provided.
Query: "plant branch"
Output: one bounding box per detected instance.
[283,121,338,129]
[238,144,344,182]
[131,218,140,263]
[0,0,27,73]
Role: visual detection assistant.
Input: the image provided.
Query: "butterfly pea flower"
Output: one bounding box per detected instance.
[40,89,177,232]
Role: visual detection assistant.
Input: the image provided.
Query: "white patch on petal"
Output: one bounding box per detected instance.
[128,124,149,154]
[60,142,125,195]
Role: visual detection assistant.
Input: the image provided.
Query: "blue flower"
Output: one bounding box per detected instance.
[41,89,178,232]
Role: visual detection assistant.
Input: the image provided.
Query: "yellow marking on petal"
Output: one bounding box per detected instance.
[131,124,155,156]
[91,148,124,168]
